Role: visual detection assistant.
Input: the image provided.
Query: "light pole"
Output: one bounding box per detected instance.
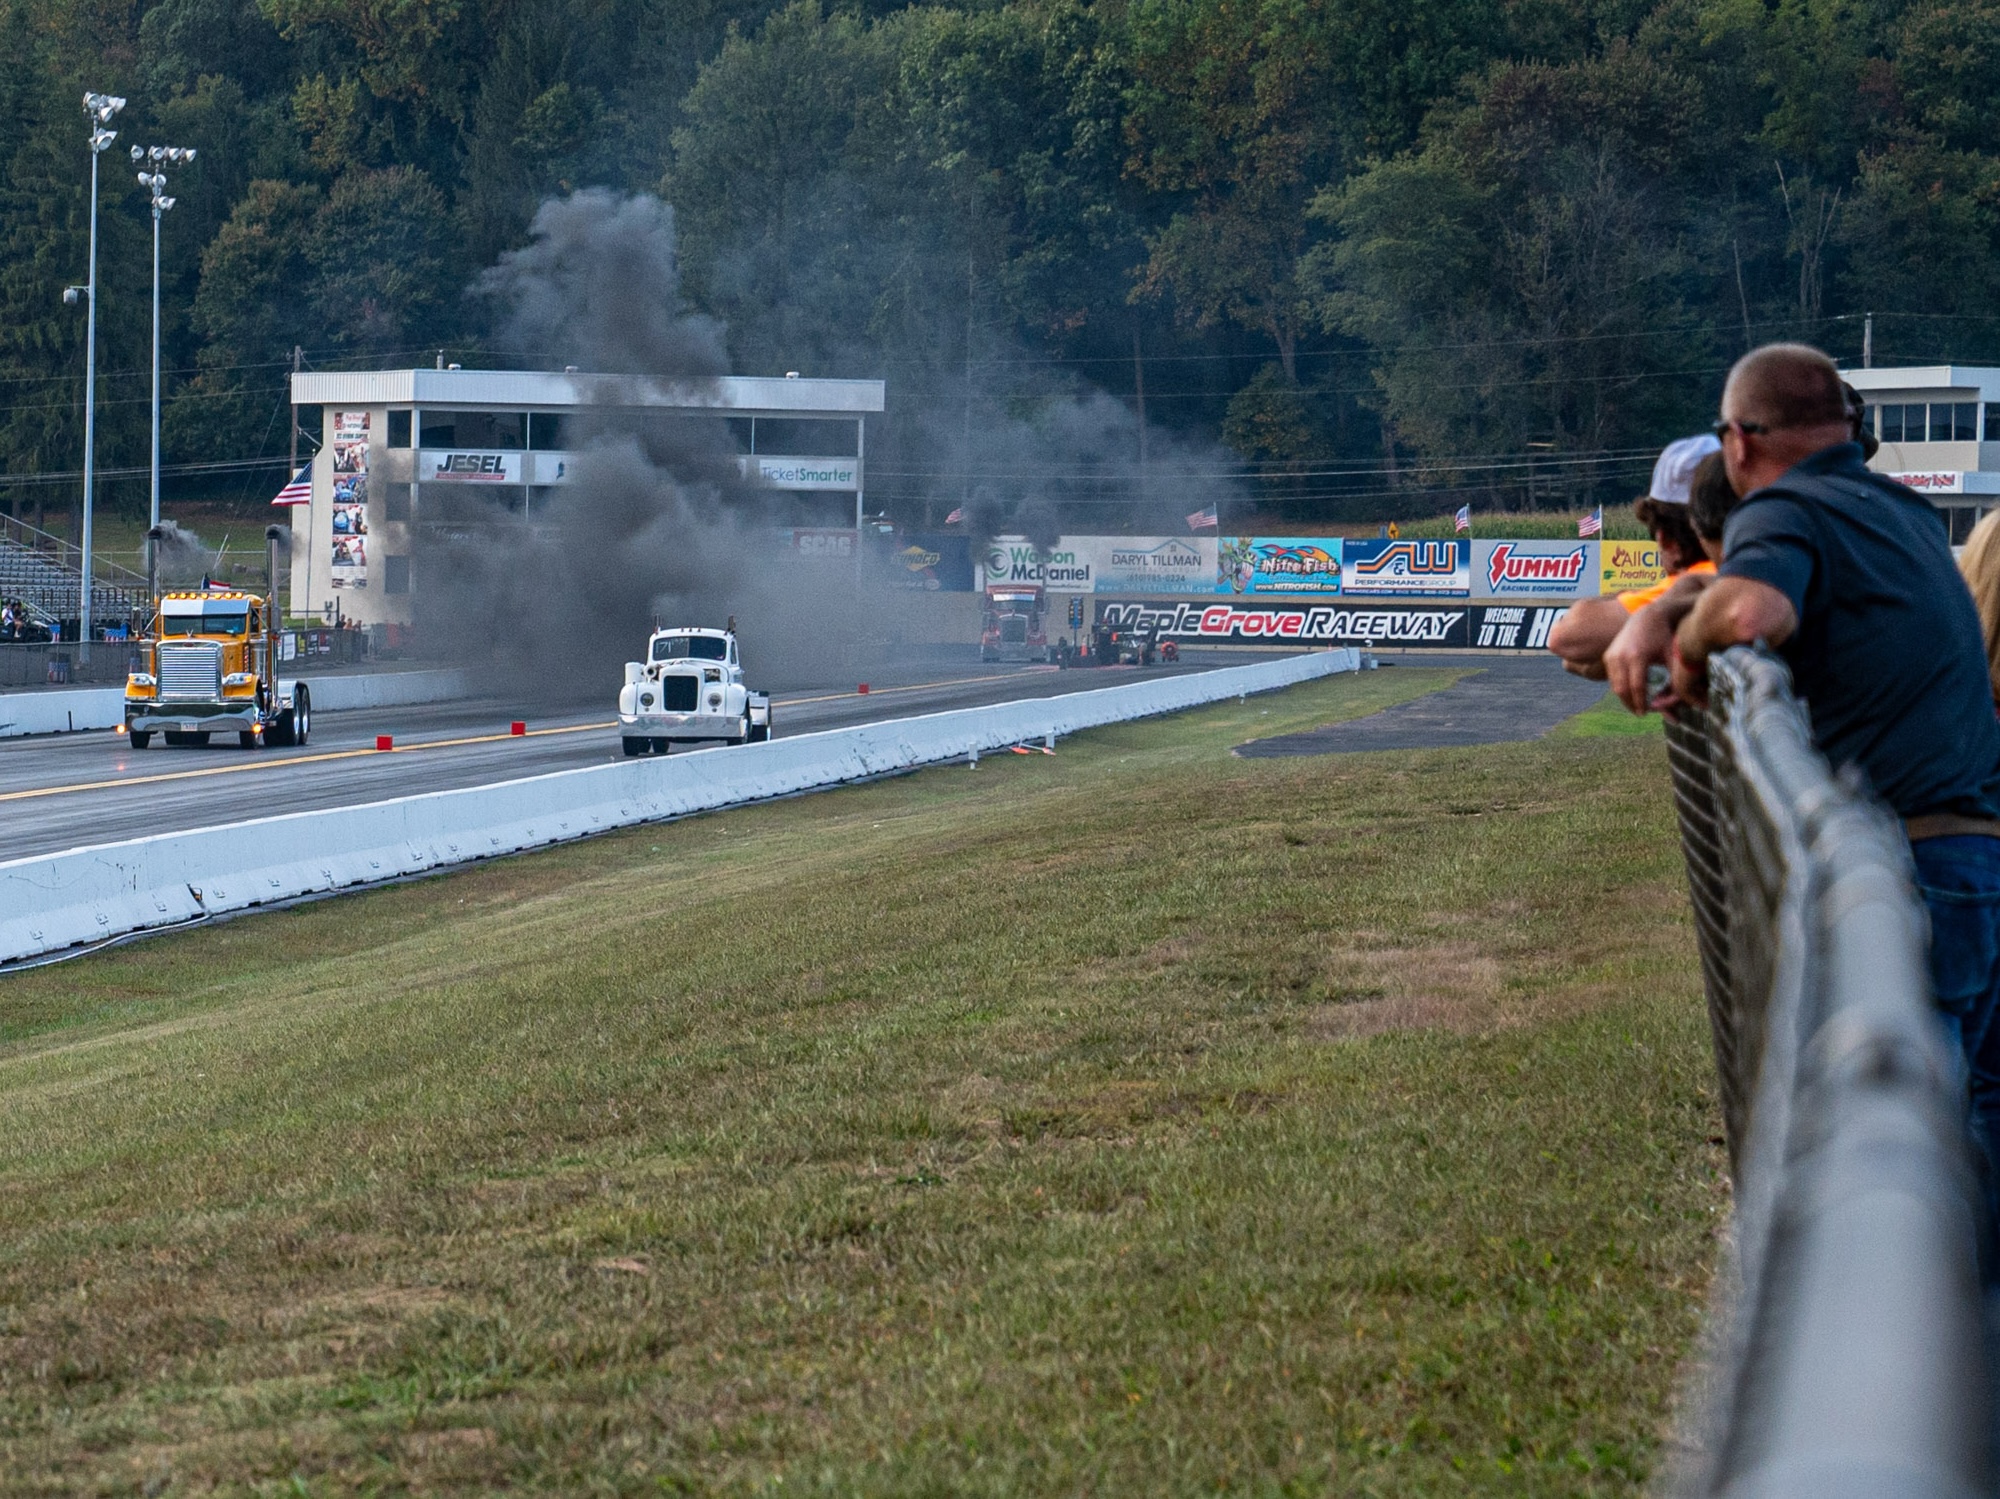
[75,90,124,652]
[132,144,193,571]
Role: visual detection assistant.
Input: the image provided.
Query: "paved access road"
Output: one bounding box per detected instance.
[1235,654,1606,757]
[0,653,1266,862]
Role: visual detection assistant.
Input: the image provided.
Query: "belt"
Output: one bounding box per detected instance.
[1906,814,2000,842]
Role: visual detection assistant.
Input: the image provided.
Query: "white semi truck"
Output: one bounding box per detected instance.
[617,622,772,756]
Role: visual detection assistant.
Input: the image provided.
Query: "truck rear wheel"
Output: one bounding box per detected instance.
[128,730,151,749]
[749,713,771,744]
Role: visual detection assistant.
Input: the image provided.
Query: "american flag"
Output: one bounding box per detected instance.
[944,506,965,525]
[1187,505,1219,530]
[1453,504,1470,534]
[1578,506,1603,537]
[271,462,312,506]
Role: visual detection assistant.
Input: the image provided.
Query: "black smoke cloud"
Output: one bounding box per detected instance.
[427,191,866,695]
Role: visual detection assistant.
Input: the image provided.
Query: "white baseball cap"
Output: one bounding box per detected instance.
[1648,434,1722,506]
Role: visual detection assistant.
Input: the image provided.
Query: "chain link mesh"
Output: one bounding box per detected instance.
[1660,646,1993,1498]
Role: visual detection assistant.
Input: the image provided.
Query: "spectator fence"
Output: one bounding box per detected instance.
[1661,645,1992,1497]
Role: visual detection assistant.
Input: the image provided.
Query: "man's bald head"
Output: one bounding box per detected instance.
[1722,344,1849,431]
[1717,343,1858,496]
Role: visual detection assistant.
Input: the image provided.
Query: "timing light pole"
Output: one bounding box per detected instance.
[71,91,125,653]
[132,144,194,552]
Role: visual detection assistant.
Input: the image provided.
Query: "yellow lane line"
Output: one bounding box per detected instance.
[0,667,1056,806]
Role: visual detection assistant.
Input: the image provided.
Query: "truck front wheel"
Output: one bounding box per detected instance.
[128,730,151,749]
[622,736,648,757]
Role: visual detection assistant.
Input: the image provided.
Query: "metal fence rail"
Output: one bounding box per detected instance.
[1663,646,1992,1499]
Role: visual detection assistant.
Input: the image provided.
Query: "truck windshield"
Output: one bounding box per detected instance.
[653,636,727,661]
[162,612,247,637]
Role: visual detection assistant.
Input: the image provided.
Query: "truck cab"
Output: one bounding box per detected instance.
[981,584,1049,663]
[617,625,772,756]
[123,590,310,749]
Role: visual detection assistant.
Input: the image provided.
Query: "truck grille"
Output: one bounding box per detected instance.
[1000,617,1028,644]
[659,675,699,712]
[157,642,222,700]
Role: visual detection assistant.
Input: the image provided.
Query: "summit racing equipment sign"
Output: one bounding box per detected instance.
[1341,538,1470,596]
[1098,600,1469,647]
[1472,540,1597,599]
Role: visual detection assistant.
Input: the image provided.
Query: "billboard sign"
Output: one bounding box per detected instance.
[1600,539,1665,593]
[1342,538,1470,596]
[330,410,370,591]
[741,455,861,490]
[1215,536,1344,594]
[1093,536,1216,594]
[888,533,974,591]
[780,528,857,559]
[980,538,1094,590]
[423,450,523,484]
[1470,604,1570,649]
[1473,540,1597,599]
[1892,471,1964,494]
[1097,599,1469,648]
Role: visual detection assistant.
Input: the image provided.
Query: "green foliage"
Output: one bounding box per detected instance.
[1,0,1999,521]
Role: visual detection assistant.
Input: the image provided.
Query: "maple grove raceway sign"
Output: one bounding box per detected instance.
[1098,600,1572,650]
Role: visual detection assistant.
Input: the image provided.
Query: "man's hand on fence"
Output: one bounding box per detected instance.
[1606,604,1676,713]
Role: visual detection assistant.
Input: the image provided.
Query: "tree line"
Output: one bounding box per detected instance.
[0,0,1994,527]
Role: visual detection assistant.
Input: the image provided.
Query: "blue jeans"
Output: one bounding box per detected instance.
[1912,835,2000,1240]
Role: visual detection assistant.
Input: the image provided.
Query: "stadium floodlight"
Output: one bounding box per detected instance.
[132,145,196,544]
[74,93,126,655]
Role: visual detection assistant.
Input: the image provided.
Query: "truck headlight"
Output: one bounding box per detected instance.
[127,673,155,691]
[707,693,722,708]
[640,692,655,708]
[223,672,254,688]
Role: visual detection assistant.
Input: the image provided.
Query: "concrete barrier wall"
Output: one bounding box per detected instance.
[0,668,476,738]
[0,650,1357,964]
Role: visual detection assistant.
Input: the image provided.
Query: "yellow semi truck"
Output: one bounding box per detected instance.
[123,528,311,750]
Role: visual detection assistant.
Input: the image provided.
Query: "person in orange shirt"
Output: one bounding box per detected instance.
[1548,434,1718,678]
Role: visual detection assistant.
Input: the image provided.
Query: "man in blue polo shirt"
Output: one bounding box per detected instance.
[1606,342,2000,1179]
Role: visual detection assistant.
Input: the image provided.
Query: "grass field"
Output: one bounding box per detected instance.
[0,667,1723,1496]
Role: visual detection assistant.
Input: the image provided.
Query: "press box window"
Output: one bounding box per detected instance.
[1881,404,1912,442]
[383,554,410,595]
[1933,402,1979,441]
[386,410,412,448]
[1985,404,2000,440]
[382,483,411,522]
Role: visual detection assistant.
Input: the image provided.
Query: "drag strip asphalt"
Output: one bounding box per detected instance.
[0,653,1266,862]
[1233,654,1605,757]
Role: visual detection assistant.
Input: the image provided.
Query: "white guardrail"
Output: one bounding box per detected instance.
[0,650,1360,964]
[0,669,475,738]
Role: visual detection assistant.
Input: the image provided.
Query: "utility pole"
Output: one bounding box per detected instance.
[1863,312,1874,369]
[75,92,125,657]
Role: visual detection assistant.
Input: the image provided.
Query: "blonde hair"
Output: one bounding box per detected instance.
[1958,507,2000,704]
